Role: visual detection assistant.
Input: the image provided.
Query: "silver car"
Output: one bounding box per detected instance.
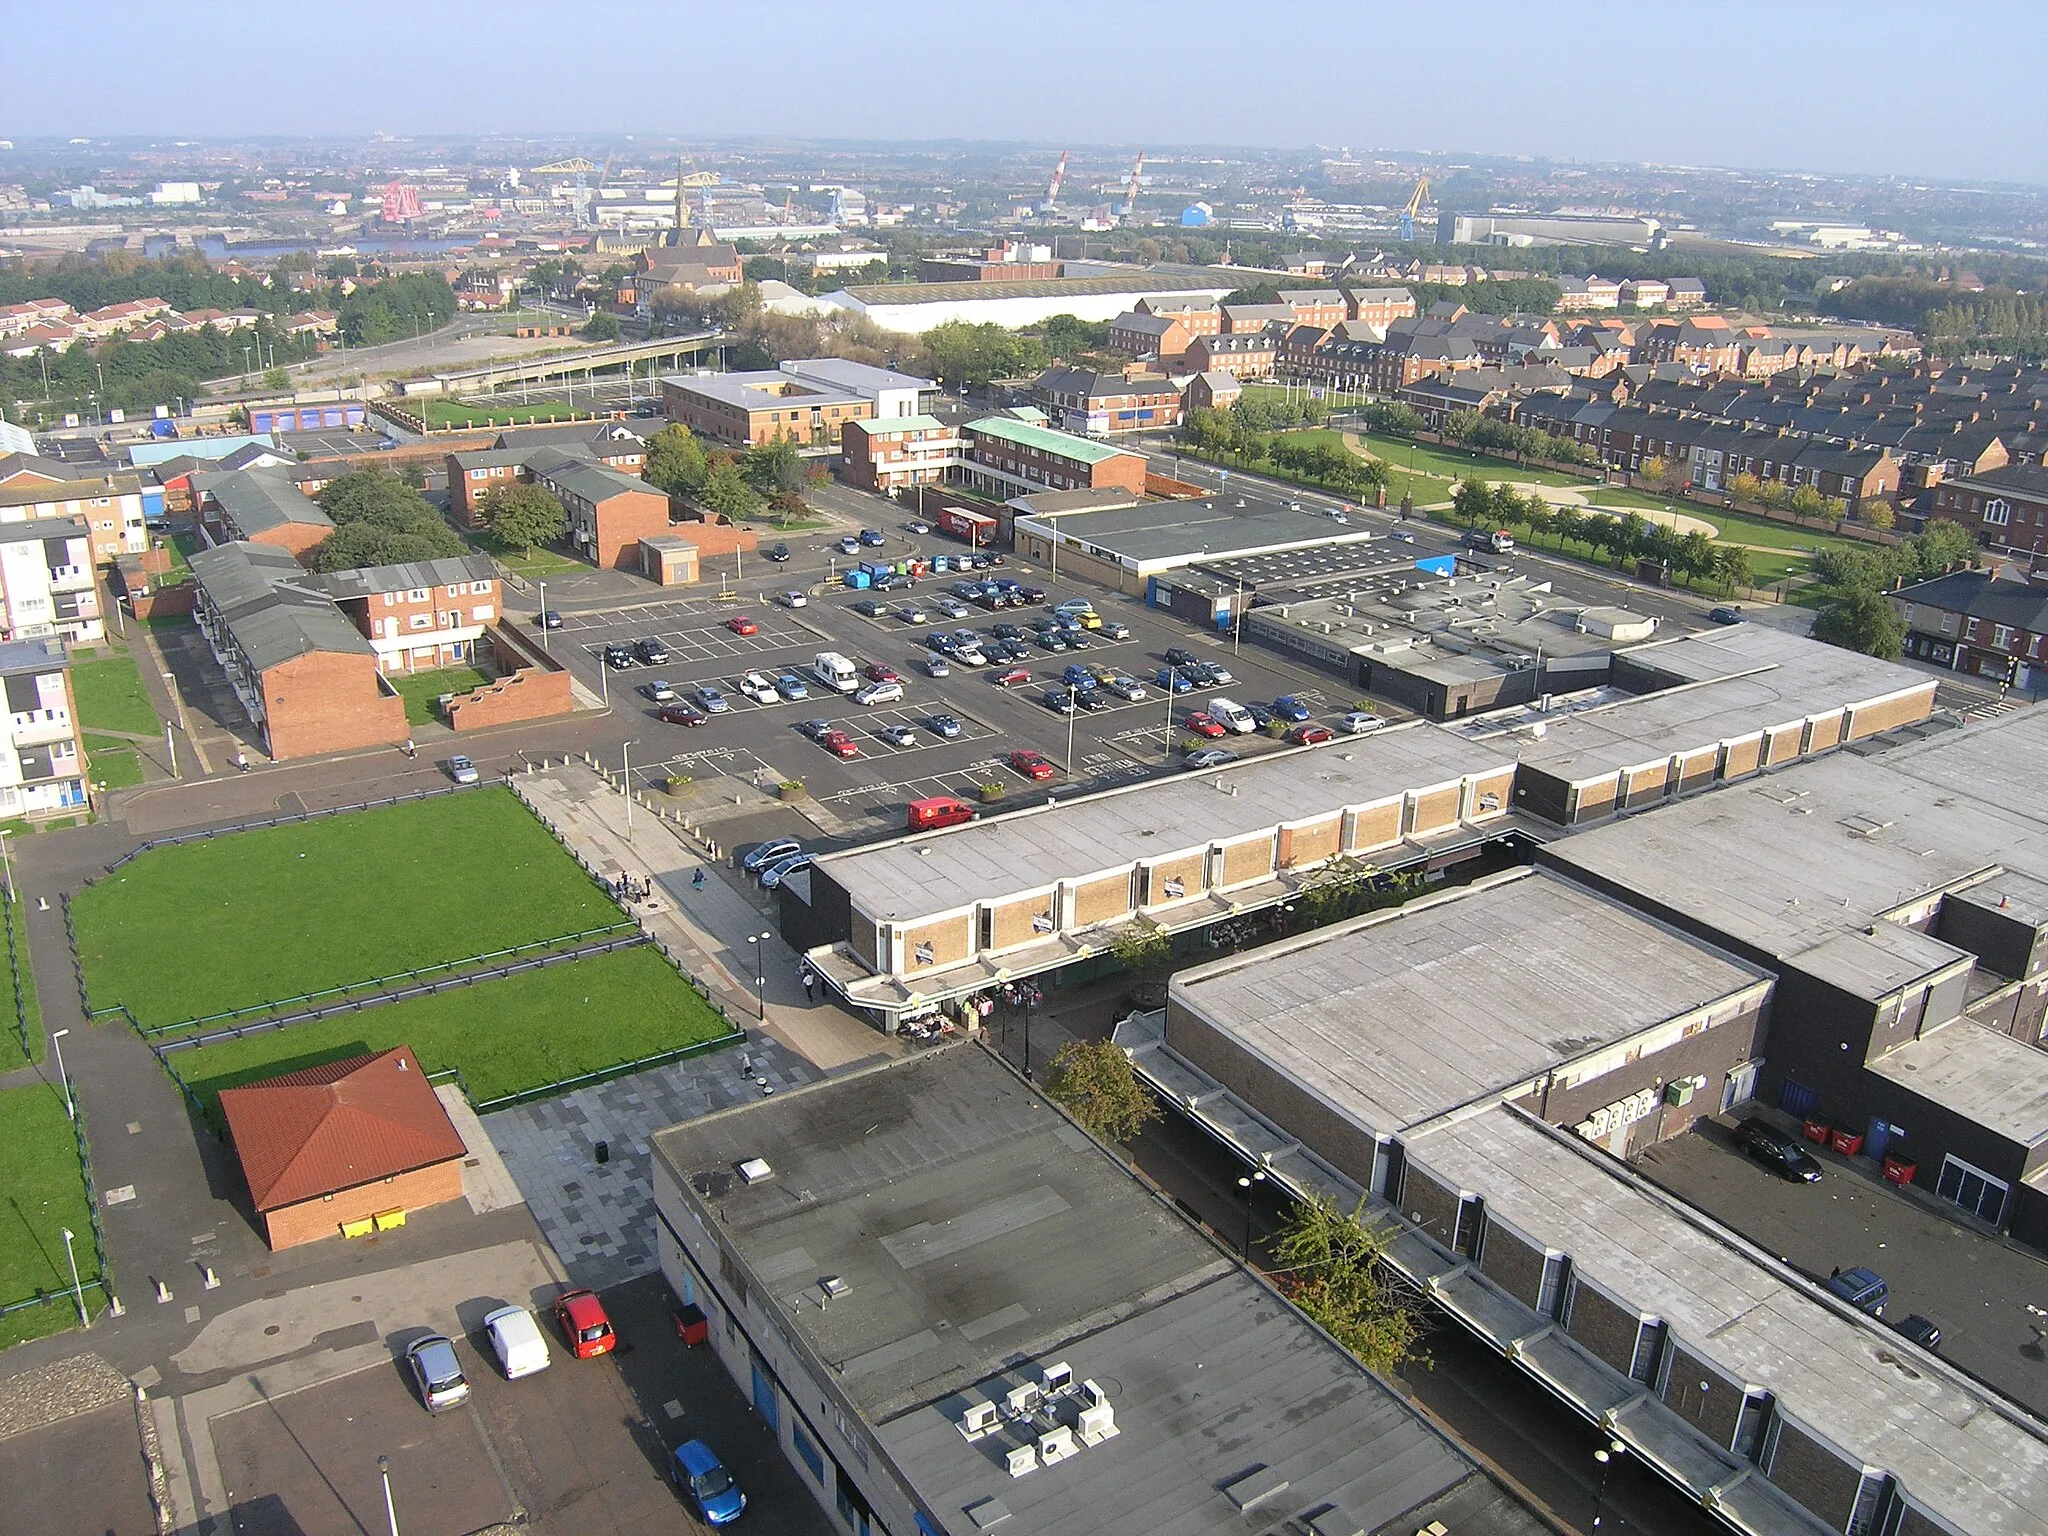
[406,1334,470,1413]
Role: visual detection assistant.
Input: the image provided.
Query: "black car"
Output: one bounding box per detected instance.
[765,543,791,563]
[1824,1266,1889,1317]
[602,644,636,668]
[1893,1314,1942,1350]
[992,622,1025,640]
[635,637,671,665]
[1165,646,1200,668]
[851,598,890,618]
[535,609,565,630]
[1014,584,1046,604]
[1733,1118,1823,1182]
[1707,605,1743,625]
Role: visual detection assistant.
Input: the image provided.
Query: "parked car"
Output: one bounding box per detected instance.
[897,602,930,625]
[1289,723,1335,746]
[795,717,833,741]
[693,685,731,714]
[553,1289,616,1359]
[1187,748,1239,769]
[1734,1118,1823,1182]
[1010,749,1056,781]
[1893,1314,1942,1350]
[934,597,970,619]
[483,1305,551,1379]
[992,621,1025,640]
[657,702,709,726]
[922,655,951,678]
[743,838,803,873]
[764,542,791,563]
[1077,688,1116,712]
[864,662,901,683]
[1390,529,1416,543]
[1708,606,1744,625]
[1184,713,1227,739]
[992,666,1034,688]
[1201,661,1234,685]
[858,528,886,547]
[635,637,671,665]
[603,644,636,669]
[773,672,809,701]
[670,1439,747,1526]
[1155,667,1194,693]
[838,534,861,555]
[1099,620,1131,640]
[851,598,890,618]
[724,615,759,636]
[1062,663,1099,690]
[444,754,479,785]
[1340,710,1385,735]
[1034,629,1069,651]
[1247,702,1275,729]
[405,1334,470,1414]
[1272,695,1312,723]
[906,519,932,535]
[855,680,904,706]
[875,722,918,747]
[535,609,565,630]
[1164,646,1200,668]
[1105,675,1147,702]
[777,589,807,608]
[760,853,815,889]
[738,671,779,704]
[1041,687,1076,713]
[1064,629,1094,650]
[924,713,962,738]
[639,679,678,703]
[1823,1266,1889,1317]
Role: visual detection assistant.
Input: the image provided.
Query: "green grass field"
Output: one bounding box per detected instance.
[425,399,609,430]
[0,1085,98,1347]
[68,652,163,737]
[462,531,587,579]
[83,734,144,792]
[73,789,624,1029]
[0,894,39,1073]
[389,665,493,726]
[169,945,734,1122]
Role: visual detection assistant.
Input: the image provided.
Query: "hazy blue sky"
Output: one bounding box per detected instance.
[9,0,2045,185]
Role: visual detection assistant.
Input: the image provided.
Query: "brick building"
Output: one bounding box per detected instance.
[1345,286,1417,325]
[1184,370,1242,414]
[1184,331,1277,380]
[219,1046,468,1250]
[1928,463,2048,557]
[188,542,409,761]
[192,468,335,558]
[659,370,875,447]
[529,456,673,570]
[958,415,1148,498]
[0,472,147,563]
[1133,295,1222,336]
[1030,367,1183,436]
[316,553,501,674]
[1275,288,1348,327]
[838,415,962,494]
[1893,567,2048,691]
[1106,310,1193,364]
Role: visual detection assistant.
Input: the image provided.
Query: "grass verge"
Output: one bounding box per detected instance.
[169,945,734,1124]
[0,1085,97,1348]
[72,788,623,1029]
[389,665,494,727]
[425,399,612,430]
[68,652,163,737]
[83,734,145,792]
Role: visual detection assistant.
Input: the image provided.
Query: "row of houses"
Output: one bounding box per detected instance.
[840,410,1149,499]
[0,295,338,355]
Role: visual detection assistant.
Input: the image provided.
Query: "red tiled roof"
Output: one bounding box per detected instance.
[219,1046,467,1211]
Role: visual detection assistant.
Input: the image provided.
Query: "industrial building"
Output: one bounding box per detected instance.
[1011,491,1381,595]
[819,271,1234,334]
[652,1045,1552,1536]
[1439,212,1664,247]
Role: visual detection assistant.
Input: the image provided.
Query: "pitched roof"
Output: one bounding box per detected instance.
[1895,570,2048,632]
[193,468,333,536]
[219,1046,467,1211]
[188,541,374,672]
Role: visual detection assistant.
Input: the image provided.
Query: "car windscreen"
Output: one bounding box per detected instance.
[694,1465,734,1498]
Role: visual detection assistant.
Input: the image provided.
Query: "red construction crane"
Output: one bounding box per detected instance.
[380,181,423,223]
[1120,151,1145,217]
[1042,150,1068,209]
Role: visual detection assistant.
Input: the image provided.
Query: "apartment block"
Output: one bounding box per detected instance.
[0,473,147,563]
[838,415,962,494]
[1184,331,1277,380]
[0,518,100,643]
[957,416,1148,498]
[1346,286,1417,326]
[0,638,86,819]
[528,456,673,570]
[316,554,501,674]
[192,468,335,558]
[1892,567,2048,690]
[1030,367,1182,436]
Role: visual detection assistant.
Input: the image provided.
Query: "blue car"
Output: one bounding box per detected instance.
[671,1439,746,1525]
[1061,664,1099,690]
[1272,695,1312,723]
[924,712,963,739]
[1155,667,1194,693]
[859,528,887,547]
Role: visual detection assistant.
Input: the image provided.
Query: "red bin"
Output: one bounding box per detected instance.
[674,1303,708,1346]
[1830,1128,1865,1156]
[1802,1118,1831,1143]
[1883,1156,1917,1186]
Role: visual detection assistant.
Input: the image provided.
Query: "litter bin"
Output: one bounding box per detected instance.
[1830,1127,1866,1157]
[1883,1156,1917,1186]
[674,1303,708,1346]
[1802,1117,1831,1144]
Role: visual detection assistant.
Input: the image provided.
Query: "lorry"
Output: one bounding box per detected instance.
[907,796,978,831]
[1462,528,1516,553]
[936,506,998,546]
[812,651,860,694]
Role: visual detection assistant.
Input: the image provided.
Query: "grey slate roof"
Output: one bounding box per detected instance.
[192,468,333,536]
[189,541,372,672]
[1895,570,2048,633]
[314,553,499,601]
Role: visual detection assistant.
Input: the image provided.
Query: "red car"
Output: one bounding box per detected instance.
[820,730,860,759]
[725,615,760,636]
[864,662,901,683]
[553,1289,616,1359]
[658,702,709,726]
[1009,749,1055,781]
[1183,713,1227,739]
[991,666,1033,689]
[1289,723,1334,745]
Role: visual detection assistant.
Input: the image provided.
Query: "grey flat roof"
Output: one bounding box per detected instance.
[656,1047,1536,1536]
[1171,869,1768,1136]
[1868,1022,2048,1148]
[1020,493,1379,566]
[0,514,89,546]
[781,357,935,392]
[1406,1107,2048,1536]
[0,637,65,677]
[189,541,372,671]
[660,369,866,412]
[818,727,1513,922]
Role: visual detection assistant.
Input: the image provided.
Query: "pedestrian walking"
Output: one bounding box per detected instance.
[802,968,816,1003]
[235,751,249,772]
[403,738,416,759]
[692,868,706,891]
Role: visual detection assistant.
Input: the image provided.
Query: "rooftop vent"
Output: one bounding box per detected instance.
[819,1274,851,1300]
[737,1157,774,1184]
[958,1398,1000,1440]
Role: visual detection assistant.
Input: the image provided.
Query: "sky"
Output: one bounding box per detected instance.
[7,0,2046,187]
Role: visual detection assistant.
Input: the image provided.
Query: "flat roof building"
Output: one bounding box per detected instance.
[821,271,1234,335]
[652,1045,1549,1536]
[1011,490,1381,594]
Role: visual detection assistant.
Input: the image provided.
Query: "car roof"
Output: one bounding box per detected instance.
[557,1290,607,1324]
[673,1439,723,1475]
[409,1333,459,1363]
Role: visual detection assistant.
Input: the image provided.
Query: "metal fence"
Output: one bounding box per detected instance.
[3,891,34,1065]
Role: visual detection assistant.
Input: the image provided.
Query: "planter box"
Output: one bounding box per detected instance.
[1882,1156,1917,1186]
[1802,1118,1831,1143]
[1830,1128,1865,1157]
[776,782,807,802]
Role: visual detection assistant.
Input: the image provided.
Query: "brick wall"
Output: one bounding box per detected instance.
[132,584,195,620]
[1805,711,1846,752]
[261,1159,464,1249]
[899,913,973,976]
[446,663,574,732]
[1563,1280,1642,1375]
[1722,736,1763,778]
[1677,747,1718,794]
[1143,853,1206,906]
[1572,776,1619,823]
[250,521,331,560]
[261,650,409,761]
[668,517,760,560]
[1477,1221,1546,1309]
[1070,872,1135,928]
[1399,1165,1462,1248]
[592,490,673,570]
[1219,835,1275,888]
[1409,784,1463,836]
[988,893,1054,952]
[1278,816,1341,868]
[1622,761,1669,808]
[1469,769,1514,819]
[1766,1420,1865,1531]
[1846,685,1936,739]
[1345,801,1403,853]
[1662,1345,1745,1449]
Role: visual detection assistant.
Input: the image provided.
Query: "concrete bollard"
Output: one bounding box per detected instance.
[107,1294,123,1317]
[154,1279,173,1304]
[202,1266,219,1290]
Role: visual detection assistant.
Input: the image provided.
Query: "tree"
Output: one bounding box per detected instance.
[1726,471,1763,504]
[310,469,467,572]
[1451,478,1494,527]
[1861,500,1897,532]
[482,483,566,555]
[741,436,806,495]
[583,310,621,341]
[1714,545,1753,595]
[1787,484,1827,519]
[261,366,289,391]
[1035,313,1110,359]
[1813,586,1905,659]
[1040,1040,1161,1146]
[1550,505,1585,553]
[644,424,708,495]
[1270,1191,1426,1376]
[1913,518,1976,573]
[699,458,763,520]
[1441,410,1482,445]
[1638,455,1668,488]
[1107,917,1172,975]
[1184,406,1233,455]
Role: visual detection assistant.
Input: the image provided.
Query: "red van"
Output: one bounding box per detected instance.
[907,796,978,831]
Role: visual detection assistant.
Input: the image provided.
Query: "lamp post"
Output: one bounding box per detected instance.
[378,1455,401,1536]
[621,741,635,839]
[1237,1169,1266,1259]
[60,1227,86,1326]
[1065,683,1078,774]
[1591,1439,1627,1531]
[751,931,772,1020]
[51,1027,73,1120]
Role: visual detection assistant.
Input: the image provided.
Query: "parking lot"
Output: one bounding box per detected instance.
[1639,1118,2048,1417]
[543,509,1391,831]
[200,1275,834,1536]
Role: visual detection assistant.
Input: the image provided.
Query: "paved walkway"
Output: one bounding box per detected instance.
[516,766,901,1073]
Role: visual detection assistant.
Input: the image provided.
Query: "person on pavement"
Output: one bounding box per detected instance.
[693,868,706,891]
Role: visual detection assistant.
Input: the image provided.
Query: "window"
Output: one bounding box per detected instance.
[409,614,432,630]
[1986,498,2011,527]
[792,1422,825,1482]
[1994,624,2014,649]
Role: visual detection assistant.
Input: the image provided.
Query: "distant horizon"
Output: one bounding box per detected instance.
[7,0,2046,187]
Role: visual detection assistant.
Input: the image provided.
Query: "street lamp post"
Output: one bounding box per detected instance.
[1591,1439,1627,1531]
[751,931,772,1020]
[378,1455,401,1536]
[60,1227,86,1326]
[621,741,635,839]
[536,580,549,653]
[1065,683,1078,774]
[51,1027,73,1120]
[1237,1170,1267,1259]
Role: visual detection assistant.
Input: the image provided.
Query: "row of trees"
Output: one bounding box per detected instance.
[336,272,457,347]
[1452,478,1754,593]
[0,250,289,317]
[0,320,321,423]
[1440,409,1602,467]
[643,423,820,525]
[1182,405,1388,498]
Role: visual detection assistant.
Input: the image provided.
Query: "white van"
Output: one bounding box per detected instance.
[483,1305,552,1380]
[1207,697,1255,734]
[812,651,860,694]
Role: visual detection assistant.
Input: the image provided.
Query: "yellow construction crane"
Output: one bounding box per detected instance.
[1399,176,1431,242]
